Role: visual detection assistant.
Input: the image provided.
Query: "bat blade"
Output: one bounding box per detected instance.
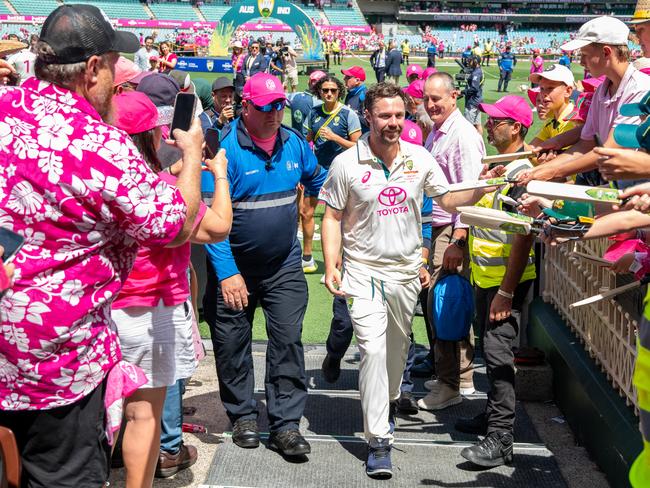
[527,181,622,204]
[482,151,535,164]
[569,281,640,308]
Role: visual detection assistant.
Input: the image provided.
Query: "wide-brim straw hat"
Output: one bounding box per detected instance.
[631,0,650,24]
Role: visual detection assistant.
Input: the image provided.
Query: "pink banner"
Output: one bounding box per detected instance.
[0,14,371,34]
[0,14,47,23]
[114,18,216,29]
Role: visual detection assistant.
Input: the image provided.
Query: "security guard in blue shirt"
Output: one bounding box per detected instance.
[497,45,517,92]
[203,73,326,458]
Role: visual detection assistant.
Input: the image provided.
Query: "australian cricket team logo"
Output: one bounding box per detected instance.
[206,59,214,71]
[258,0,274,17]
[405,159,414,170]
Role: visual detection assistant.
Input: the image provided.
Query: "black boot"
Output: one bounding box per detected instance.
[396,391,419,415]
[461,431,514,467]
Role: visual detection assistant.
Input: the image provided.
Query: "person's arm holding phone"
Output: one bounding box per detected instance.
[191,148,232,244]
[166,118,204,247]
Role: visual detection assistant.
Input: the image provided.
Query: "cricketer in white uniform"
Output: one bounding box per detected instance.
[7,48,35,84]
[319,82,502,477]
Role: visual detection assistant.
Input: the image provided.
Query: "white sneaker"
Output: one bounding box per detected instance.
[302,257,318,273]
[417,383,462,411]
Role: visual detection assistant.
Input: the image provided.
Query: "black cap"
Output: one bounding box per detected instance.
[211,77,233,92]
[136,73,180,107]
[40,4,140,64]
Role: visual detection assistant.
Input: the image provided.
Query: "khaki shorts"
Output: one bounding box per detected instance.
[284,70,298,88]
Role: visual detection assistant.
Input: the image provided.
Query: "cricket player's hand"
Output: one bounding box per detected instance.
[610,253,635,274]
[325,268,345,296]
[516,163,560,186]
[419,266,431,289]
[479,164,506,180]
[489,292,512,322]
[442,243,463,271]
[221,274,249,311]
[595,147,650,181]
[517,193,551,218]
[616,182,650,212]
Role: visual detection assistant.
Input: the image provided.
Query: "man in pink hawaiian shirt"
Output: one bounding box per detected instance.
[0,5,203,486]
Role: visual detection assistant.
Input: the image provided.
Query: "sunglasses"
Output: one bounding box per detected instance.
[486,117,515,127]
[250,100,286,112]
[321,88,339,94]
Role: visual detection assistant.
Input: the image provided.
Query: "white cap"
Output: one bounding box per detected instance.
[231,40,243,49]
[560,16,630,51]
[529,64,575,86]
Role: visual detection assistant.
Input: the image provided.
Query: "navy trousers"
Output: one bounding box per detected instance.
[204,263,308,432]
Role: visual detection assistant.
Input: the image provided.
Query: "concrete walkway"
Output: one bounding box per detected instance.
[108,344,610,488]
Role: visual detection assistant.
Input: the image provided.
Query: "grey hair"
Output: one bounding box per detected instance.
[34,41,91,89]
[425,72,457,93]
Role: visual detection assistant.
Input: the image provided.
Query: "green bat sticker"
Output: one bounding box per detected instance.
[585,188,621,202]
[505,212,533,222]
[500,222,530,234]
[484,177,507,186]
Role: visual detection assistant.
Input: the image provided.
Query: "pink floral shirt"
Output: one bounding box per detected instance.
[0,78,187,411]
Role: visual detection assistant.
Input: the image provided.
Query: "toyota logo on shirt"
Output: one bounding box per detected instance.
[378,186,407,206]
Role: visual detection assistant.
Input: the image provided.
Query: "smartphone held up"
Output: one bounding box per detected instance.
[170,92,197,140]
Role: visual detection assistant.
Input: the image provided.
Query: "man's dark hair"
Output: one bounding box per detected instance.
[145,36,154,43]
[364,82,408,113]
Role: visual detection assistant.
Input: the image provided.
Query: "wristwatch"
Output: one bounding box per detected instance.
[450,238,467,249]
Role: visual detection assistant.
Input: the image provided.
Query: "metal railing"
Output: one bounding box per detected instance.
[542,238,641,413]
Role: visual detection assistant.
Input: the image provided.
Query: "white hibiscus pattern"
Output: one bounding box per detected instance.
[0,78,187,410]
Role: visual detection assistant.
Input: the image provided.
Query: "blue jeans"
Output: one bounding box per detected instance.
[160,379,183,454]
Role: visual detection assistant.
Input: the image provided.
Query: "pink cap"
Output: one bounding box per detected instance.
[478,95,533,128]
[406,64,424,78]
[242,73,287,105]
[309,70,327,83]
[564,91,594,123]
[341,65,366,82]
[113,91,159,135]
[421,67,438,80]
[403,79,424,99]
[527,86,540,106]
[581,75,606,93]
[114,56,143,87]
[400,119,423,145]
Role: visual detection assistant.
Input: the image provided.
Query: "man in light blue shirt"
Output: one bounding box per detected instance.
[133,36,158,72]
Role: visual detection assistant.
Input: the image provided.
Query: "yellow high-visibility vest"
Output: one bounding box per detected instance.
[631,301,650,487]
[468,186,536,289]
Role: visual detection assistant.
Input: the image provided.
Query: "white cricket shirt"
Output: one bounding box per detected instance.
[319,133,449,283]
[7,49,35,85]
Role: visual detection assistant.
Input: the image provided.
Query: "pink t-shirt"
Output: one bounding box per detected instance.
[530,55,544,74]
[0,78,187,410]
[112,172,207,309]
[250,132,276,156]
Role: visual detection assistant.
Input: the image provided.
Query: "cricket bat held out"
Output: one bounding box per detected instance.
[526,181,623,204]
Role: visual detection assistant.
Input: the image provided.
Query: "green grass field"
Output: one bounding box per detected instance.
[194,54,583,345]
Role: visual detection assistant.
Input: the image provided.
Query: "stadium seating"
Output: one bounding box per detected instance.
[324,8,366,26]
[148,2,200,21]
[10,0,60,17]
[198,4,231,22]
[0,3,11,14]
[64,0,150,19]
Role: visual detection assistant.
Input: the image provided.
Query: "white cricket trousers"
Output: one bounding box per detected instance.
[342,268,421,447]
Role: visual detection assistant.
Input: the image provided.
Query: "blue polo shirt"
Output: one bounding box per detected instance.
[204,118,326,280]
[287,90,322,136]
[305,104,361,169]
